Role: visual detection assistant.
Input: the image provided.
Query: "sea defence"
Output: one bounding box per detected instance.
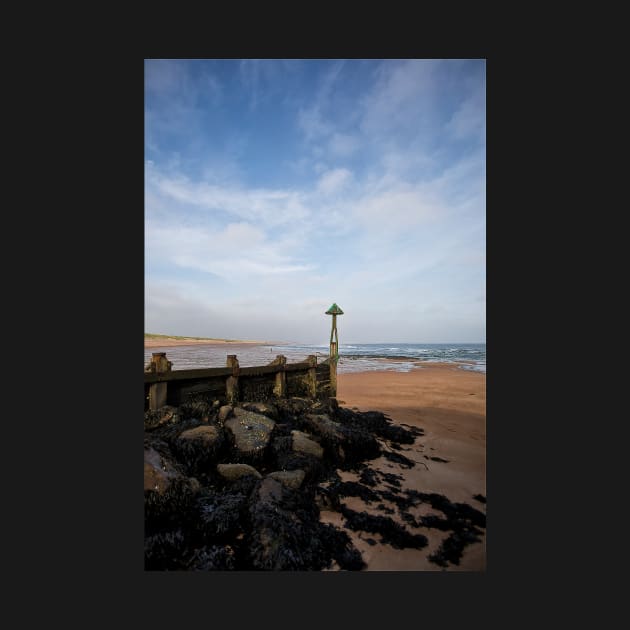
[144,352,335,411]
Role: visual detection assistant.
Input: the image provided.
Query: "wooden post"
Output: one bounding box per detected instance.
[329,342,338,397]
[148,352,172,410]
[272,355,287,398]
[226,355,240,404]
[306,355,318,399]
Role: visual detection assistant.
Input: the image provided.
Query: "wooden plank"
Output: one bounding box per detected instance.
[284,362,312,372]
[144,367,233,383]
[239,364,280,377]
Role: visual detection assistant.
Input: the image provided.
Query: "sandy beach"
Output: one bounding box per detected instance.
[321,364,486,571]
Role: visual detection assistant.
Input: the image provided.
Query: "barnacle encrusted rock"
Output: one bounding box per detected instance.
[225,408,276,455]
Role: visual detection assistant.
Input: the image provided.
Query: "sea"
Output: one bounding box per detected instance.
[144,342,486,374]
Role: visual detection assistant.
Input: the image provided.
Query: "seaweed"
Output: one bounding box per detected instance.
[382,450,416,469]
[328,481,381,504]
[340,506,428,550]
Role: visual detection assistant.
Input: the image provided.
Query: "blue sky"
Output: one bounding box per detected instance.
[145,59,485,344]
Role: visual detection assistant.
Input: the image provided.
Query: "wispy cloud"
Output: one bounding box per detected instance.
[317,168,353,195]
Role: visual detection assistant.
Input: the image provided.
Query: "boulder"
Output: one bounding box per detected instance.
[240,402,278,420]
[268,469,306,489]
[217,463,262,481]
[303,414,346,441]
[178,425,221,449]
[144,446,182,494]
[225,408,276,455]
[291,430,323,459]
[218,405,234,423]
[172,425,224,475]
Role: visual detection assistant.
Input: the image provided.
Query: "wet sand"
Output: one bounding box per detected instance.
[323,364,486,571]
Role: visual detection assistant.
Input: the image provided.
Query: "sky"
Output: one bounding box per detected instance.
[145,59,485,344]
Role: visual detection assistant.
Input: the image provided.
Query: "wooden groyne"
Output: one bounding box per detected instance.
[144,353,335,411]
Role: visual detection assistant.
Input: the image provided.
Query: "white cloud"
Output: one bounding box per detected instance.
[146,166,310,227]
[146,219,313,279]
[353,187,441,231]
[317,168,353,195]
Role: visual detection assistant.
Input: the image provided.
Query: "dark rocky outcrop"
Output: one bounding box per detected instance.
[144,395,485,571]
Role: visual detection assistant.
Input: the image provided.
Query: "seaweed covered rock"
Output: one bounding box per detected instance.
[187,545,236,571]
[268,469,305,489]
[246,477,364,570]
[144,444,199,534]
[144,445,182,494]
[144,405,181,432]
[291,430,324,458]
[145,529,189,570]
[225,408,276,457]
[195,480,257,540]
[274,397,312,421]
[303,414,346,441]
[178,425,222,448]
[179,400,215,423]
[172,424,225,476]
[270,435,327,482]
[217,463,262,481]
[240,401,278,420]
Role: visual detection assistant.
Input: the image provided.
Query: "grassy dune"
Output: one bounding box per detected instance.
[145,333,242,342]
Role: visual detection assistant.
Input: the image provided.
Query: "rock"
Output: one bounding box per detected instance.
[144,405,180,431]
[178,425,221,448]
[217,463,262,481]
[304,414,346,441]
[275,397,311,418]
[291,430,323,459]
[256,477,284,507]
[144,446,182,494]
[171,424,224,475]
[225,408,276,455]
[268,469,306,489]
[218,405,234,423]
[240,402,278,420]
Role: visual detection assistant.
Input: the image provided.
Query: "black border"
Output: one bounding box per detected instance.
[19,49,566,621]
